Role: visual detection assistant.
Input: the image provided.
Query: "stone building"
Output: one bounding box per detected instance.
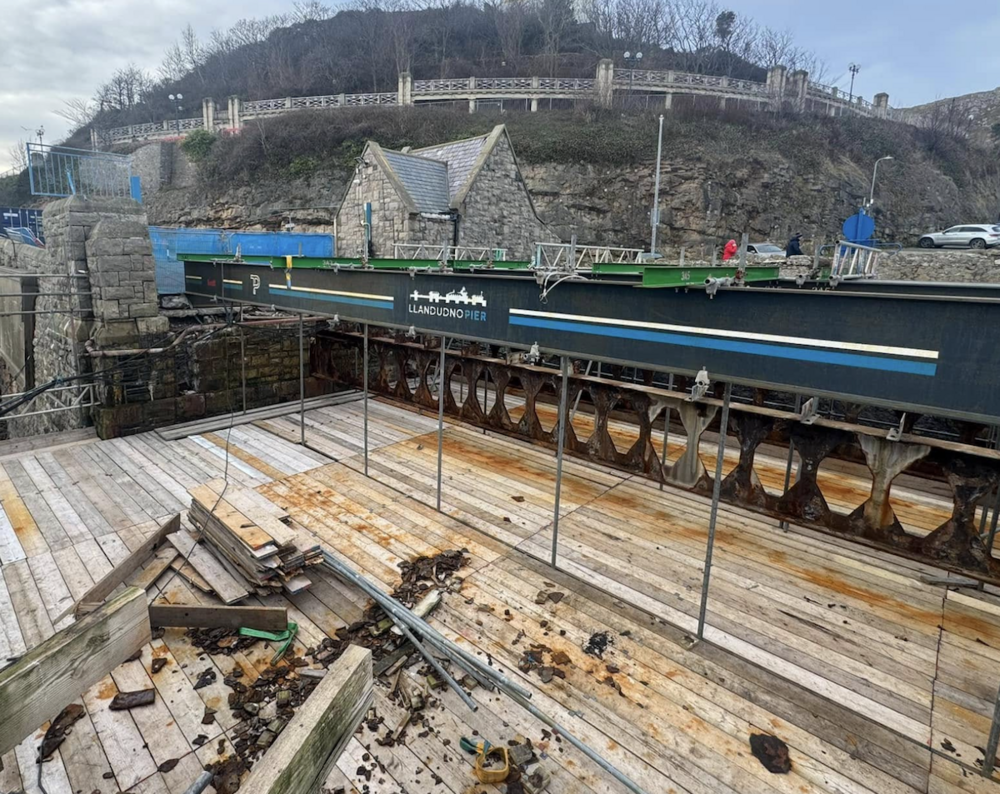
[335,124,554,261]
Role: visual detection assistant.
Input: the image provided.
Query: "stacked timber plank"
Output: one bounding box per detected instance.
[188,479,321,595]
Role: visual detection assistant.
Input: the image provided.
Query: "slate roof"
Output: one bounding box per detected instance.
[413,135,489,202]
[380,150,451,213]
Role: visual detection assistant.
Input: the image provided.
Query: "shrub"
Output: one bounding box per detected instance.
[181,129,217,161]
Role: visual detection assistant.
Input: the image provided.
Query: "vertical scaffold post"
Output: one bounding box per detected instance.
[299,313,305,445]
[660,373,674,491]
[436,337,447,511]
[982,680,1000,777]
[551,356,570,567]
[696,381,732,640]
[363,323,369,477]
[779,394,803,530]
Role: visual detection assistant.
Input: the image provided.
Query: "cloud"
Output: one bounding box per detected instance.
[0,0,296,171]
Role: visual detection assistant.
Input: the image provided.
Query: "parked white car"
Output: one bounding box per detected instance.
[746,243,786,258]
[917,225,1000,249]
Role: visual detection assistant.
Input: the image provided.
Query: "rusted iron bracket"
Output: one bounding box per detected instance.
[313,330,1000,584]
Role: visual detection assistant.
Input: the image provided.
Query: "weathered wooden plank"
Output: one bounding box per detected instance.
[166,530,250,604]
[239,644,373,794]
[54,514,180,622]
[0,586,151,757]
[148,603,287,630]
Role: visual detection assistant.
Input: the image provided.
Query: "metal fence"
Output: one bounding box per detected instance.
[27,143,132,199]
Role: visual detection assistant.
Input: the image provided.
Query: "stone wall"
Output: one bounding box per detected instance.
[91,320,332,438]
[457,135,555,259]
[778,249,1000,283]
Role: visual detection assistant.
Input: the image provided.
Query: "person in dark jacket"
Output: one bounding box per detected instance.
[786,233,803,257]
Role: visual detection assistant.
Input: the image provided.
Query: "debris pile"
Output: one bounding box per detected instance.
[204,549,470,793]
[749,733,792,774]
[311,549,470,669]
[189,479,321,596]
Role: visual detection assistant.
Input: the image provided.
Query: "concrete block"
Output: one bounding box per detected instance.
[93,271,120,288]
[69,226,86,242]
[129,303,158,318]
[94,255,134,271]
[86,238,124,257]
[102,286,139,300]
[136,316,170,335]
[143,282,158,302]
[123,237,152,256]
[98,300,123,320]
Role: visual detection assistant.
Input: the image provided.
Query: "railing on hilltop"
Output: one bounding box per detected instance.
[96,62,898,146]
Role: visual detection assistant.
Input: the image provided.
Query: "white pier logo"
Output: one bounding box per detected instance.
[251,274,261,295]
[408,287,488,322]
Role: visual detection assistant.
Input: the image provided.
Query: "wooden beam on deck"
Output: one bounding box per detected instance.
[239,645,373,794]
[148,604,287,630]
[0,587,151,758]
[55,514,181,623]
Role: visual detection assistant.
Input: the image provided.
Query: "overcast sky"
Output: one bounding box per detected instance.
[2,0,999,172]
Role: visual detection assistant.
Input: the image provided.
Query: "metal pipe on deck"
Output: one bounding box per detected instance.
[551,355,569,567]
[320,550,533,700]
[363,323,369,476]
[437,337,447,511]
[697,381,732,640]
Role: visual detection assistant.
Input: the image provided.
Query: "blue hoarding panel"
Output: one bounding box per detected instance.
[149,227,336,294]
[1,207,44,242]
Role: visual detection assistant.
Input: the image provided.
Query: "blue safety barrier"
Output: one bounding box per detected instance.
[150,227,336,294]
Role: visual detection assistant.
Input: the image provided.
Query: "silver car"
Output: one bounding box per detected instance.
[918,224,1000,249]
[746,243,786,258]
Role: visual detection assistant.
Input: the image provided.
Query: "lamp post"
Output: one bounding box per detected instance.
[868,155,894,208]
[848,63,860,103]
[650,114,664,257]
[623,50,642,106]
[168,93,184,133]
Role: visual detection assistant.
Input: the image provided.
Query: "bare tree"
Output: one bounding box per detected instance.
[54,98,97,132]
[537,0,574,75]
[489,0,530,68]
[6,140,28,173]
[94,64,154,113]
[291,1,335,22]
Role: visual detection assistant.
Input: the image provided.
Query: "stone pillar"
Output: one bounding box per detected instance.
[227,95,243,130]
[874,92,890,118]
[664,92,673,110]
[531,76,539,112]
[596,59,615,108]
[766,65,787,110]
[788,69,808,112]
[285,97,293,109]
[202,97,215,131]
[468,76,476,113]
[398,72,413,105]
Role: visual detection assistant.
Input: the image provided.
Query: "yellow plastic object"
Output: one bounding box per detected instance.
[473,746,510,784]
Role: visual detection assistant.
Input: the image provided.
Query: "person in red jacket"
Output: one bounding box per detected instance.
[722,239,738,261]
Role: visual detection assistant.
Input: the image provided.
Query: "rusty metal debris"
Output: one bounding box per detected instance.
[38,703,85,761]
[749,733,792,774]
[314,331,1000,583]
[109,689,155,710]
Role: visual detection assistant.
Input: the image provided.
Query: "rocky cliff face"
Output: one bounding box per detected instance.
[143,130,1000,252]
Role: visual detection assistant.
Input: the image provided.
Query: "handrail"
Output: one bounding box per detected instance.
[99,68,896,144]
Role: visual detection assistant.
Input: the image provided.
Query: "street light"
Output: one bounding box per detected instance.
[848,63,860,103]
[168,93,184,133]
[623,51,642,105]
[868,155,894,207]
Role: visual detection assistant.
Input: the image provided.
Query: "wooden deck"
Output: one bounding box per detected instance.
[1,397,999,794]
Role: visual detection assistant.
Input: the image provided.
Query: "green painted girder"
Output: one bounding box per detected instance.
[177,253,533,271]
[639,264,781,287]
